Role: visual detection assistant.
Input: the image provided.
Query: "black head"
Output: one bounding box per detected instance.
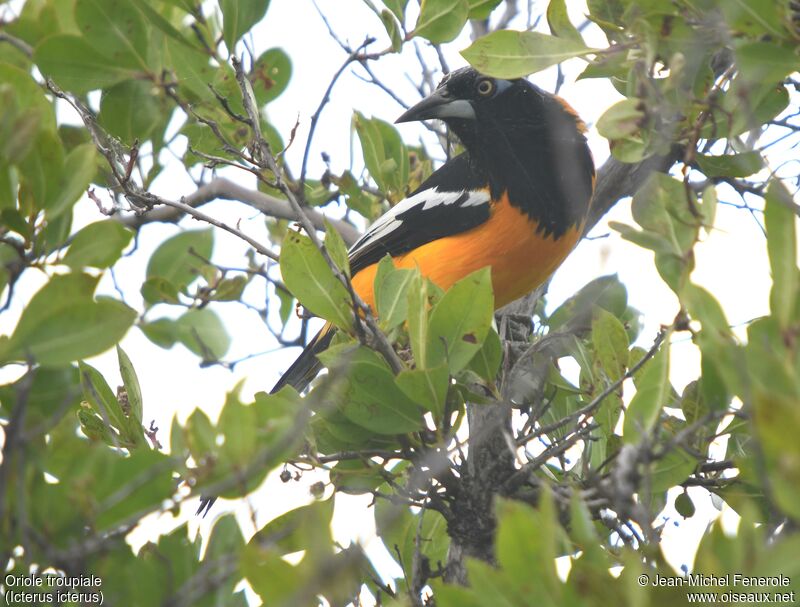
[396,67,562,150]
[396,67,594,238]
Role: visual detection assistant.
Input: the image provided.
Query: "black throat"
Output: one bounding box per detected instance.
[449,87,594,239]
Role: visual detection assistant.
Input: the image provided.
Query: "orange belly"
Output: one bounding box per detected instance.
[351,193,583,310]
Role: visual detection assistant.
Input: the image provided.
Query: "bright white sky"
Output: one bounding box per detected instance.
[3,0,798,601]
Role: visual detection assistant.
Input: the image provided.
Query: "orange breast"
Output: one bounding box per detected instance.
[351,193,583,311]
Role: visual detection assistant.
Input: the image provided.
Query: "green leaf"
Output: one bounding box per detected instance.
[35,35,140,95]
[312,408,398,454]
[352,111,408,201]
[592,308,629,382]
[376,495,449,584]
[0,367,81,433]
[469,0,503,20]
[427,268,494,373]
[675,491,696,518]
[11,271,94,317]
[596,98,644,140]
[699,183,718,233]
[19,129,65,214]
[461,30,591,79]
[117,345,143,424]
[205,513,244,564]
[412,0,469,44]
[607,135,648,163]
[735,41,797,88]
[279,230,353,330]
[93,449,174,529]
[384,0,409,22]
[719,0,786,39]
[496,493,562,598]
[317,346,422,435]
[163,36,216,102]
[683,283,731,337]
[129,0,195,48]
[244,499,339,602]
[79,360,144,447]
[396,364,450,418]
[336,170,379,218]
[45,143,97,220]
[250,498,334,555]
[623,345,670,443]
[0,88,43,163]
[374,256,416,330]
[145,228,213,292]
[649,449,696,493]
[251,47,291,105]
[547,0,583,43]
[3,275,136,367]
[627,173,699,294]
[243,544,304,605]
[330,459,388,495]
[212,275,247,301]
[79,361,125,436]
[220,0,270,52]
[577,50,629,84]
[610,221,672,255]
[78,407,117,444]
[63,220,132,269]
[407,273,432,368]
[680,380,708,428]
[0,64,57,135]
[568,493,606,567]
[74,0,149,69]
[216,395,259,468]
[764,180,798,330]
[323,219,350,277]
[538,366,585,439]
[696,151,764,178]
[276,285,294,326]
[380,9,403,52]
[140,277,181,305]
[169,413,186,457]
[709,83,789,139]
[175,308,230,360]
[547,274,627,331]
[182,121,237,162]
[99,80,164,144]
[161,0,198,12]
[42,210,75,252]
[140,317,179,349]
[43,426,172,528]
[185,407,217,462]
[466,327,502,383]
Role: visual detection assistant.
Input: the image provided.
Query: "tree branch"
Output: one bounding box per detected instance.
[120,176,360,245]
[0,32,33,57]
[585,147,683,234]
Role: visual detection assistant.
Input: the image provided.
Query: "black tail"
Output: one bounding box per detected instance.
[271,323,335,394]
[197,325,335,517]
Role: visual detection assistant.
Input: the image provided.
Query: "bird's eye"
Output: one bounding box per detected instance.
[476,79,495,96]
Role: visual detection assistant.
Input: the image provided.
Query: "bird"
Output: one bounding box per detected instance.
[196,66,595,516]
[272,66,595,394]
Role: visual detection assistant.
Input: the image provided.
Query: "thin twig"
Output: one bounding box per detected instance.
[0,32,33,57]
[299,37,376,196]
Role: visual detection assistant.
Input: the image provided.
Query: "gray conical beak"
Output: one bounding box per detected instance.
[395,89,476,124]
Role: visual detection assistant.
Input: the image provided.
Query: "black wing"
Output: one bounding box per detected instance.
[349,153,491,275]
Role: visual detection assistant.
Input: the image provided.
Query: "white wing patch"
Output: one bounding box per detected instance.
[349,187,490,256]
